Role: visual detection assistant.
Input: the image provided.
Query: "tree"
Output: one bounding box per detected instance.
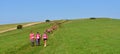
[17,25,23,29]
[46,19,50,22]
[90,17,96,20]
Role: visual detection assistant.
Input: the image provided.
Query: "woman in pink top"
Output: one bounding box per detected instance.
[42,32,48,47]
[46,28,53,33]
[36,32,41,46]
[29,31,35,46]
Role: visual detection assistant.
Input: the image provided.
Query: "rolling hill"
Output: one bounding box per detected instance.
[0,18,120,54]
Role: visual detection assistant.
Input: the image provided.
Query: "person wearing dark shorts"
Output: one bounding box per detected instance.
[43,38,47,41]
[42,32,48,47]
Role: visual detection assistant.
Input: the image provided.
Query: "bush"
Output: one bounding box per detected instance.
[46,20,50,22]
[90,17,96,20]
[17,25,23,29]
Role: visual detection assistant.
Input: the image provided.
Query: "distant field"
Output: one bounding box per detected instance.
[0,22,32,31]
[0,18,120,54]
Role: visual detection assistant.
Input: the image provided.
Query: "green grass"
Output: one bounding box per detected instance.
[49,19,120,54]
[0,22,51,54]
[0,18,120,54]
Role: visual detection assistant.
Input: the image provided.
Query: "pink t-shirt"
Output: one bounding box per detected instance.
[30,33,34,40]
[47,29,51,32]
[36,34,40,39]
[43,33,48,39]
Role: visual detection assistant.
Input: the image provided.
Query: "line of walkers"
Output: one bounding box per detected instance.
[29,23,60,47]
[29,31,48,47]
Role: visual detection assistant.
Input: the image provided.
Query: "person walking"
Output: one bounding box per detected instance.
[42,32,48,47]
[36,32,41,46]
[29,31,35,46]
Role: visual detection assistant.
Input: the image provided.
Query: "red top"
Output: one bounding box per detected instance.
[30,33,34,40]
[36,34,40,39]
[43,33,48,39]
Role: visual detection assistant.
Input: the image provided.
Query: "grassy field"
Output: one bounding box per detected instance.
[0,18,120,54]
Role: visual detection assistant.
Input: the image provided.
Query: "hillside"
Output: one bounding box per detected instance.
[0,18,120,54]
[0,22,41,33]
[0,22,38,31]
[0,23,30,31]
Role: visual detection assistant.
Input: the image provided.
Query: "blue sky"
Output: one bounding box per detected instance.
[0,0,120,24]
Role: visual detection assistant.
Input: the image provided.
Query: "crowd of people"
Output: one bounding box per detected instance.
[29,31,48,47]
[29,24,58,47]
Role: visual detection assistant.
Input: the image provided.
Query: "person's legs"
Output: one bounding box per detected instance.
[44,40,47,47]
[32,41,34,46]
[38,39,40,45]
[36,39,38,46]
[31,40,34,46]
[45,40,46,47]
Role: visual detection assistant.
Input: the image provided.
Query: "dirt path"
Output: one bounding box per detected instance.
[0,22,41,33]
